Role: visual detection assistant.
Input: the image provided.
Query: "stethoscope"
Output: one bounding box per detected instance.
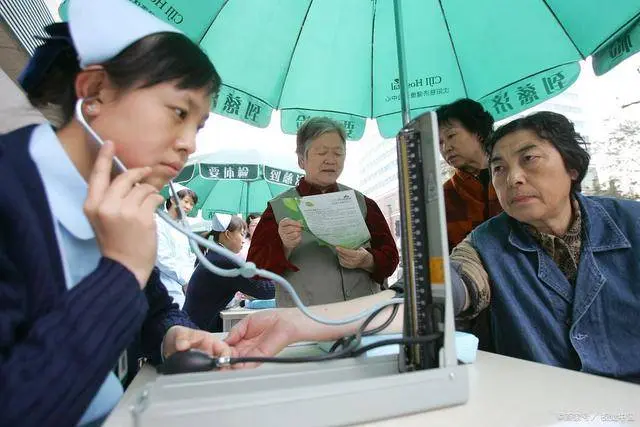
[75,98,402,326]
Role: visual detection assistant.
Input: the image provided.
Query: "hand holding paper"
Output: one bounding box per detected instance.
[280,190,371,249]
[336,247,375,272]
[278,218,303,251]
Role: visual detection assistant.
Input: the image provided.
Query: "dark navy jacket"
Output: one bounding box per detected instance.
[0,125,195,427]
[470,193,640,382]
[184,249,275,332]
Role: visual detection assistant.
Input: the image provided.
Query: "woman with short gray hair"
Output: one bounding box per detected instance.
[295,116,347,158]
[248,116,399,307]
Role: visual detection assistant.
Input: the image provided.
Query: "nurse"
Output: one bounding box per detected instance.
[0,0,230,425]
[156,184,199,308]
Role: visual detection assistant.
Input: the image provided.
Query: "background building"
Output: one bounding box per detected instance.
[1,0,57,57]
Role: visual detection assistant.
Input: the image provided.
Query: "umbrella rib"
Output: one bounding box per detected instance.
[197,0,231,43]
[370,0,378,118]
[274,0,316,109]
[589,11,640,56]
[540,0,586,59]
[280,107,367,119]
[436,0,469,98]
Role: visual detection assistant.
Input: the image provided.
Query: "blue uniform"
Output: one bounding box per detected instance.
[0,125,196,427]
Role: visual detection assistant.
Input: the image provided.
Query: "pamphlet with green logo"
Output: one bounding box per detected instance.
[280,190,371,249]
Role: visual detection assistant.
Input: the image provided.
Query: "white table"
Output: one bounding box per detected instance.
[104,341,640,427]
[219,307,255,332]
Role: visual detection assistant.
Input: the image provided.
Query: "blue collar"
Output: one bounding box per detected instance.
[28,124,94,240]
[508,192,631,253]
[578,193,631,252]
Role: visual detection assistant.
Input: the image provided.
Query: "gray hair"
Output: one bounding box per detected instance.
[296,117,347,158]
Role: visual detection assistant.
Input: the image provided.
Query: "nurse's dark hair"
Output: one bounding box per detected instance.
[21,23,221,124]
[485,111,590,193]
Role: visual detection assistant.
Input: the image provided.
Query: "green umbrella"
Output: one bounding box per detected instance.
[60,0,639,139]
[164,149,304,220]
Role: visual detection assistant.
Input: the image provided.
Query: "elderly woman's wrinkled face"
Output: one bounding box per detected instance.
[299,132,345,188]
[489,129,578,228]
[438,120,486,172]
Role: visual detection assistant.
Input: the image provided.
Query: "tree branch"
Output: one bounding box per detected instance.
[622,100,640,109]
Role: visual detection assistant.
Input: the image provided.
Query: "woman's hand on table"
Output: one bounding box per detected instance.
[224,291,401,368]
[224,309,300,368]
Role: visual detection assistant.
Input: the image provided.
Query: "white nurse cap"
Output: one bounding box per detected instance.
[211,213,233,232]
[68,0,181,68]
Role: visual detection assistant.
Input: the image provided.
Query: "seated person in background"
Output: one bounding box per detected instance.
[156,186,198,308]
[239,212,261,260]
[227,112,640,383]
[437,98,503,250]
[184,214,275,332]
[248,117,399,307]
[233,213,262,305]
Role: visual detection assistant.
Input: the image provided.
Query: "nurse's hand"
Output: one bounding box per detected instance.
[163,326,232,359]
[84,141,164,288]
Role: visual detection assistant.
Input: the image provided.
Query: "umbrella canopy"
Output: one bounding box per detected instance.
[165,149,304,219]
[60,0,640,139]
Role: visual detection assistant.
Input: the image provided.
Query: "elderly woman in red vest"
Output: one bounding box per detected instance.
[248,117,399,307]
[437,99,503,250]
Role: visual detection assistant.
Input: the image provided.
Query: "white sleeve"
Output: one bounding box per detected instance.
[177,242,196,285]
[155,217,186,285]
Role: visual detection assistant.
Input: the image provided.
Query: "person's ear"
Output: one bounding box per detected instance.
[569,169,579,181]
[74,66,112,117]
[297,155,305,170]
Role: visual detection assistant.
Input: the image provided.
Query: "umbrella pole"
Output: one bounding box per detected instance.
[393,0,439,372]
[245,183,250,219]
[393,0,411,125]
